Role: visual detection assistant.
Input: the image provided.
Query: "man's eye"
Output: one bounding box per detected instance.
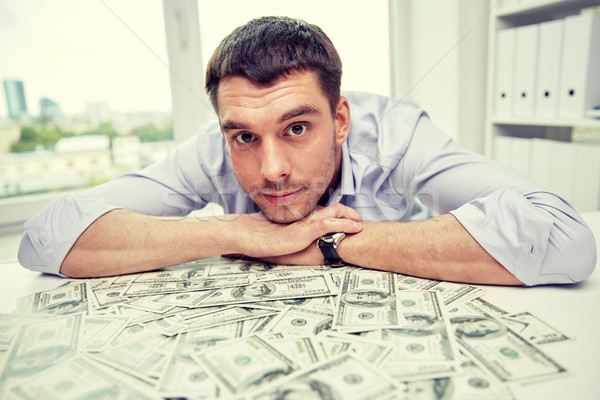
[234,133,256,143]
[286,124,307,136]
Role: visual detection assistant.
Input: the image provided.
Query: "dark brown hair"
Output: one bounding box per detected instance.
[205,16,342,115]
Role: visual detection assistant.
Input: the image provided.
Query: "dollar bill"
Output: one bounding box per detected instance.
[88,333,174,385]
[396,274,484,306]
[17,281,88,315]
[315,331,393,366]
[10,356,155,400]
[333,270,405,331]
[162,306,278,336]
[265,306,333,337]
[162,274,337,308]
[81,315,131,352]
[193,335,299,395]
[269,336,323,368]
[447,302,567,382]
[91,285,132,308]
[204,262,318,279]
[0,313,83,393]
[123,276,251,297]
[371,290,460,381]
[0,314,52,350]
[157,326,240,397]
[252,354,399,400]
[500,311,570,345]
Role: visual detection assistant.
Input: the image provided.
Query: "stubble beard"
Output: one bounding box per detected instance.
[236,139,337,224]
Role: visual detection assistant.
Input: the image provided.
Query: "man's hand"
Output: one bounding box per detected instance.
[223,203,363,264]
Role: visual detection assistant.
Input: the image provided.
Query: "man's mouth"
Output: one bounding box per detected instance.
[262,188,304,206]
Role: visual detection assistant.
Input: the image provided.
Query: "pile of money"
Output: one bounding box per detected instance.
[0,258,570,399]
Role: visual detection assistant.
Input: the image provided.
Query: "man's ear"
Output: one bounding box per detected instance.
[334,96,351,146]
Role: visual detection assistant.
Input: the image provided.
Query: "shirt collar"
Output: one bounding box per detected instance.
[339,140,355,197]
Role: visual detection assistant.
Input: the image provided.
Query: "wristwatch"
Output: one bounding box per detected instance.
[317,232,346,267]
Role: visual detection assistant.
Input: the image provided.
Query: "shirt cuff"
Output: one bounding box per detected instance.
[20,194,120,276]
[450,188,554,286]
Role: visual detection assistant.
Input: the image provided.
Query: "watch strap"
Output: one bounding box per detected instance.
[317,232,346,267]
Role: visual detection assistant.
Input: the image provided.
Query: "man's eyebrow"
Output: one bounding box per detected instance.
[278,105,320,124]
[220,104,321,133]
[220,120,249,132]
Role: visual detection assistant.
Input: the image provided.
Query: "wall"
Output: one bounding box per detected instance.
[390,0,490,154]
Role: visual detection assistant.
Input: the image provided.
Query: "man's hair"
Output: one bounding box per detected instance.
[205,16,342,115]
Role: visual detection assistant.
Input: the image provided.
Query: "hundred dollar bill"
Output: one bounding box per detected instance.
[500,311,570,345]
[88,333,174,385]
[265,306,333,337]
[194,335,299,395]
[122,295,178,314]
[469,296,510,317]
[0,314,52,350]
[269,337,323,368]
[0,313,83,393]
[370,290,460,381]
[447,302,567,382]
[81,315,131,352]
[315,331,393,366]
[450,349,517,400]
[127,266,210,283]
[10,356,155,400]
[157,326,241,397]
[91,285,132,308]
[109,316,177,346]
[123,276,251,297]
[396,274,484,306]
[204,262,320,279]
[17,281,88,315]
[160,274,337,308]
[333,270,405,331]
[162,306,278,336]
[252,354,399,400]
[395,349,516,400]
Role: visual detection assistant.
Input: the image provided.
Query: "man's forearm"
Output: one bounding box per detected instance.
[60,209,234,278]
[337,214,523,285]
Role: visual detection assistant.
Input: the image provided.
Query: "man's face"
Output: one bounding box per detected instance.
[217,69,350,223]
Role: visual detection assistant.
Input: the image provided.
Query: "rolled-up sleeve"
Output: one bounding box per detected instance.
[398,116,596,286]
[18,132,213,276]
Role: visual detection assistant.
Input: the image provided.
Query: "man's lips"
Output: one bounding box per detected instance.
[262,189,303,206]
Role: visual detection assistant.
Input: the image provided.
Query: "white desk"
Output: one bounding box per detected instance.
[1,212,599,399]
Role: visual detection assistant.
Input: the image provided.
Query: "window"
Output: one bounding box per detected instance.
[0,0,172,231]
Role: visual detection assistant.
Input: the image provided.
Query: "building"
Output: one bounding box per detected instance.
[0,135,112,197]
[39,97,64,125]
[3,80,28,120]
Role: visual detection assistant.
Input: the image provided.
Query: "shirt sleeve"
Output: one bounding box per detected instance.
[396,116,597,286]
[18,133,211,276]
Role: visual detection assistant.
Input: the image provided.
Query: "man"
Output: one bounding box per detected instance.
[18,16,595,286]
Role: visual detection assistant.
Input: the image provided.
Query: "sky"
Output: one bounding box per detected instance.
[0,0,390,117]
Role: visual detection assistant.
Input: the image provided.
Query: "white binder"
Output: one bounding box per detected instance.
[513,24,539,117]
[558,14,600,118]
[535,19,564,118]
[494,29,516,117]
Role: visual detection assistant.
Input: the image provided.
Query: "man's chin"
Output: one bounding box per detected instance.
[260,204,312,224]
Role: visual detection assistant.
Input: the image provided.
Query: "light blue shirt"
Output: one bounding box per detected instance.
[18,92,596,285]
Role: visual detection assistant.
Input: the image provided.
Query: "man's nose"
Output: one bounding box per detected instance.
[260,139,291,182]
